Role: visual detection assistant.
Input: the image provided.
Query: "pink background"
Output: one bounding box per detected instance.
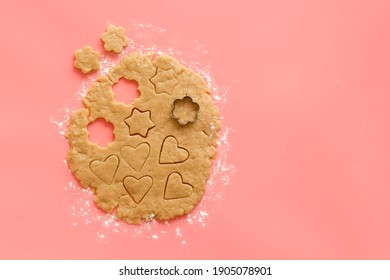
[1,0,390,259]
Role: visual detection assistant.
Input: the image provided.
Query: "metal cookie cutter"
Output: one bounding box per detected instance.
[171,96,200,125]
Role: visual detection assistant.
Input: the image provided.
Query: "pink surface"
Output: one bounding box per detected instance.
[1,0,390,259]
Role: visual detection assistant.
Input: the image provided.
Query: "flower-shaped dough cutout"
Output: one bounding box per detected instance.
[172,96,200,125]
[101,24,129,53]
[74,46,100,74]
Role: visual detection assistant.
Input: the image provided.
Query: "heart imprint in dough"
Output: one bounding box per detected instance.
[123,175,153,204]
[120,143,150,172]
[90,155,119,184]
[159,136,189,164]
[164,172,193,200]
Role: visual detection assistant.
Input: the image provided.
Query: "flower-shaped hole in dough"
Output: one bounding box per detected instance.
[101,24,129,53]
[172,96,200,125]
[74,46,100,74]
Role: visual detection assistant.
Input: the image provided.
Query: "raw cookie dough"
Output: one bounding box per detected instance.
[101,24,129,53]
[67,52,220,224]
[74,46,100,73]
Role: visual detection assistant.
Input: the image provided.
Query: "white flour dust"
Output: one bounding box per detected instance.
[51,22,235,244]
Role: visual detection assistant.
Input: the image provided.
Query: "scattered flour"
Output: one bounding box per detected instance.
[51,22,235,244]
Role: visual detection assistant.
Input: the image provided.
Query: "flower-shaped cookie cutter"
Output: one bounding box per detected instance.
[171,96,200,125]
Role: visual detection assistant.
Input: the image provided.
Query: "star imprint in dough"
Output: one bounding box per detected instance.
[150,69,179,95]
[124,108,156,138]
